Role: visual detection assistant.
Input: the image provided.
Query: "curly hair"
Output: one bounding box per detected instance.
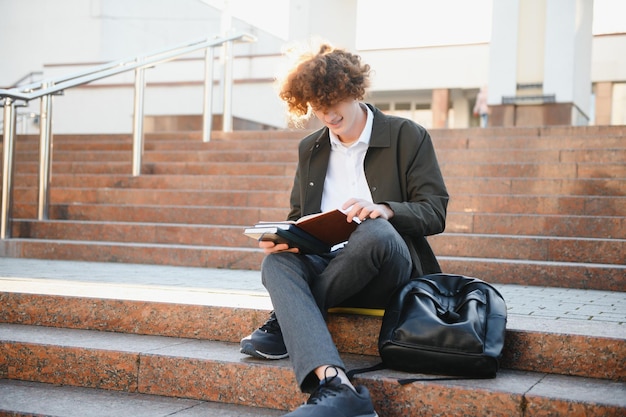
[279,44,371,118]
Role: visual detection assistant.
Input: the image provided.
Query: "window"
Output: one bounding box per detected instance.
[373,101,433,128]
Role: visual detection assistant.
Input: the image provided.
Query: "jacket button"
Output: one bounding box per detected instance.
[371,186,377,192]
[309,182,315,187]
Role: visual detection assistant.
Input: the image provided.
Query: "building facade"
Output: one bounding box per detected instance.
[1,0,625,134]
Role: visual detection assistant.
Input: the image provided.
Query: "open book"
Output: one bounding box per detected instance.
[244,209,359,254]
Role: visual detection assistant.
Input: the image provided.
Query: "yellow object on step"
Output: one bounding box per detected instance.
[327,307,385,317]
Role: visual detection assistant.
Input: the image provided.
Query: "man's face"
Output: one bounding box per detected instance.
[311,99,363,142]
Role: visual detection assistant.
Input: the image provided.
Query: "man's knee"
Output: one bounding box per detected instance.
[351,218,402,247]
[261,252,303,288]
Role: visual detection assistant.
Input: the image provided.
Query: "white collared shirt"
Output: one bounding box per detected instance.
[321,104,374,213]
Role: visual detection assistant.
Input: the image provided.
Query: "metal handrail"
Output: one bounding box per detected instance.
[3,71,43,89]
[0,31,256,239]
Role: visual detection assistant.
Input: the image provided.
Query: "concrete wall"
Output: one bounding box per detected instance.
[2,0,626,133]
[0,0,288,134]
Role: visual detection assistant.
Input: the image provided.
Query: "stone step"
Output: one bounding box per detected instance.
[429,233,625,265]
[439,256,625,291]
[14,187,293,210]
[12,203,624,239]
[13,146,626,164]
[12,219,256,248]
[11,220,625,265]
[9,144,622,170]
[15,149,301,163]
[3,126,624,416]
[1,323,624,417]
[11,173,294,192]
[12,126,626,150]
[0,257,623,416]
[11,158,625,179]
[13,137,299,152]
[11,173,626,197]
[11,130,304,144]
[1,269,624,382]
[431,134,626,150]
[0,380,284,417]
[1,239,623,290]
[13,160,298,176]
[448,193,625,216]
[438,161,626,179]
[428,125,626,139]
[12,187,626,216]
[446,212,624,239]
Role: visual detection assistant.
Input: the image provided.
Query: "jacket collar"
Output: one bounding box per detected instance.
[365,103,391,148]
[310,103,391,151]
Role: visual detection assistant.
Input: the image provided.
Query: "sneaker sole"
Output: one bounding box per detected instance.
[240,341,289,360]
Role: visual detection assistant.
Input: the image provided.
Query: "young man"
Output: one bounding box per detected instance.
[240,44,448,417]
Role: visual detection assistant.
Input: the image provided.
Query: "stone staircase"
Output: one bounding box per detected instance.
[1,125,625,416]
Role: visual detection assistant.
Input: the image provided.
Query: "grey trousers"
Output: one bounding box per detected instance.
[261,218,413,392]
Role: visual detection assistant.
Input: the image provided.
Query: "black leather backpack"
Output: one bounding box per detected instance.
[377,273,507,379]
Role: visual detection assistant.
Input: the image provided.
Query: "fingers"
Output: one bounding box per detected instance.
[258,240,300,254]
[342,198,365,222]
[343,198,391,221]
[344,199,368,221]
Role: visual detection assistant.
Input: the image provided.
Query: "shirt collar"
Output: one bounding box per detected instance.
[329,103,374,148]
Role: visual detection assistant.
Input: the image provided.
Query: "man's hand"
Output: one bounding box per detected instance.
[342,198,394,222]
[258,240,300,254]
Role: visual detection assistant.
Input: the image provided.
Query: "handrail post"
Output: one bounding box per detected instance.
[38,86,54,220]
[132,58,146,176]
[222,39,234,132]
[1,98,17,239]
[202,45,215,142]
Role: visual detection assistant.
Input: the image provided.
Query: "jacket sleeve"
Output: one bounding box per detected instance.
[287,160,302,221]
[287,129,329,221]
[382,121,448,237]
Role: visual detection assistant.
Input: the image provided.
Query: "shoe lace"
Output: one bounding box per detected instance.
[307,366,342,405]
[259,311,281,333]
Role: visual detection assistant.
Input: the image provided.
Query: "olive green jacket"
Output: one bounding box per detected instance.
[287,104,449,277]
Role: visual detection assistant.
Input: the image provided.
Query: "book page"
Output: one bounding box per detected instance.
[295,209,358,246]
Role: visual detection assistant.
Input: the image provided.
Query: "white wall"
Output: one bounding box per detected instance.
[0,0,288,133]
[592,35,626,81]
[361,43,490,92]
[0,0,284,85]
[2,0,626,133]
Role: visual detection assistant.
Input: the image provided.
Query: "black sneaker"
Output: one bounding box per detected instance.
[282,372,378,417]
[240,311,289,360]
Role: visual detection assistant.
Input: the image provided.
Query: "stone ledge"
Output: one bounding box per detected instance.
[1,324,625,417]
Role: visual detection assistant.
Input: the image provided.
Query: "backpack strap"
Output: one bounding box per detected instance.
[346,362,386,379]
[347,362,475,385]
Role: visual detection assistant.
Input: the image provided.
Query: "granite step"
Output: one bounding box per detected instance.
[11,220,625,265]
[11,158,625,179]
[11,126,626,149]
[11,173,625,197]
[1,271,624,382]
[12,172,296,190]
[13,146,626,165]
[1,239,623,290]
[12,160,298,176]
[430,134,626,150]
[1,258,624,416]
[12,203,624,239]
[12,187,625,216]
[445,212,624,239]
[13,136,299,151]
[14,187,293,209]
[15,149,301,163]
[0,379,284,417]
[439,162,626,179]
[1,323,624,417]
